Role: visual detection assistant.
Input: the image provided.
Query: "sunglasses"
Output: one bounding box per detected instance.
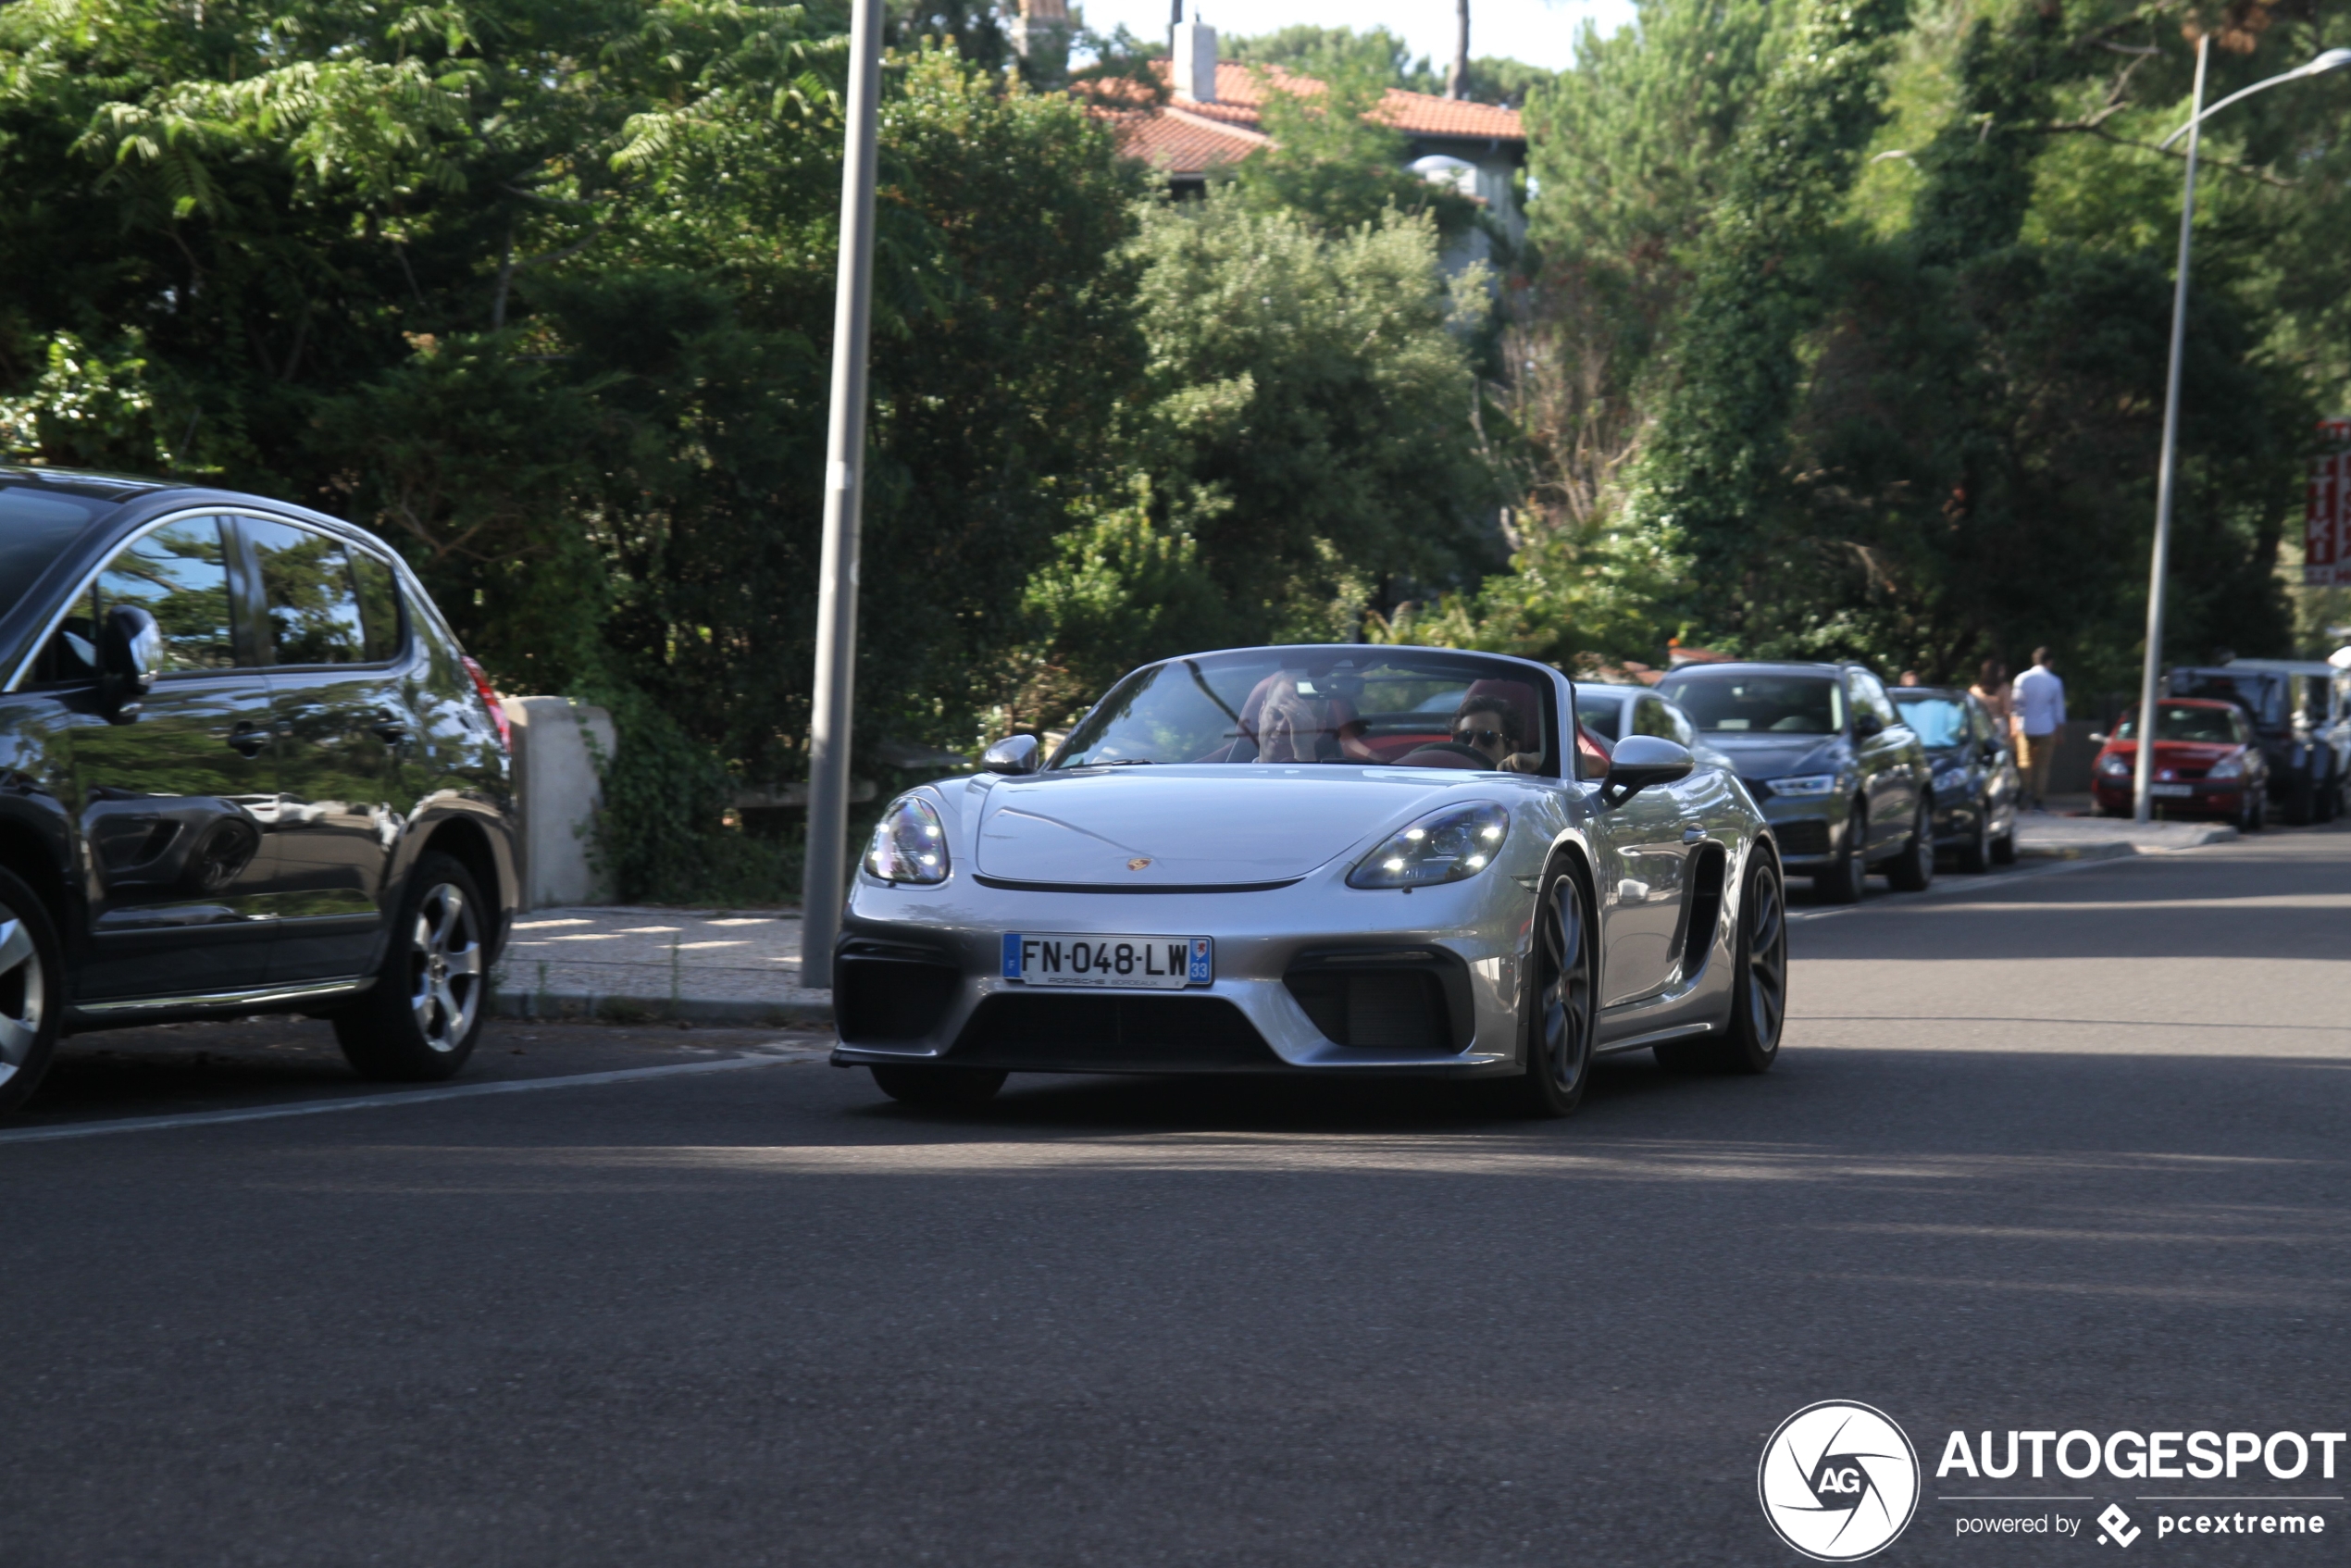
[1454,726,1507,748]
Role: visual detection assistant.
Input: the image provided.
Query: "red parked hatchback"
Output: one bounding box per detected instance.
[2091,697,2269,828]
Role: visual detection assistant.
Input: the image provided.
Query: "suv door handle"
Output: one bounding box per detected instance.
[225,722,269,757]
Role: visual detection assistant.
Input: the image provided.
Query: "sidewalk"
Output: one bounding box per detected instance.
[492,907,827,1027]
[2013,801,2237,860]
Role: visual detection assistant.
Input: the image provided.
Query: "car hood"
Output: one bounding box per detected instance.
[1699,734,1846,779]
[972,766,1472,886]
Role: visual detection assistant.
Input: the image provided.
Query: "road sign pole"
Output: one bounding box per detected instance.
[802,0,886,976]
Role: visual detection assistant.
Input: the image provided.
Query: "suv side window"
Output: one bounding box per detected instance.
[244,518,367,666]
[42,516,238,679]
[349,548,405,663]
[1848,670,1898,728]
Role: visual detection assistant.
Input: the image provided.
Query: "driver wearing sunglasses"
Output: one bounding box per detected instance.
[1450,693,1541,773]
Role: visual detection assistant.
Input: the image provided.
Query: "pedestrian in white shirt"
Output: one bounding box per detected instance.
[2011,647,2067,810]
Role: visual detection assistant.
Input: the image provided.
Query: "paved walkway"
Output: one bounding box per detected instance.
[2012,806,2236,859]
[493,907,826,1026]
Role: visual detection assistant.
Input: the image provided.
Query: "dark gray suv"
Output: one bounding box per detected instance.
[1652,661,1933,902]
[0,467,516,1111]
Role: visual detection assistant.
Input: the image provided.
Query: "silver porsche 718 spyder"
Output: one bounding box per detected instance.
[829,645,1786,1116]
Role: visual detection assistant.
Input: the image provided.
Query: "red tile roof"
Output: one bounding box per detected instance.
[1094,60,1524,177]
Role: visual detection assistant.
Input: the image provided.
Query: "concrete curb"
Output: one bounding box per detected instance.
[2013,840,2143,862]
[2013,822,2239,861]
[492,989,834,1028]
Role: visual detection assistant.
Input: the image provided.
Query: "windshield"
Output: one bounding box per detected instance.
[1655,674,1844,735]
[2117,704,2239,743]
[1891,693,1969,748]
[0,485,108,622]
[1054,648,1558,775]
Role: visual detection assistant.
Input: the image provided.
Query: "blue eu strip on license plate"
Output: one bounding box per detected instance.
[1001,933,1213,989]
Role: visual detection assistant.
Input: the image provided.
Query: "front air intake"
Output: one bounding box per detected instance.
[1283,948,1473,1052]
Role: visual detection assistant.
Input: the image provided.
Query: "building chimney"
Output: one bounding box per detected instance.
[1172,19,1217,103]
[1010,0,1074,85]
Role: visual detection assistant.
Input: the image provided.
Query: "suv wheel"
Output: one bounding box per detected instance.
[0,867,62,1114]
[334,852,490,1081]
[1956,807,1992,874]
[1885,800,1934,891]
[1814,803,1867,904]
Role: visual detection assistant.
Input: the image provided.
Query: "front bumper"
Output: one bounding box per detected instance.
[827,872,1532,1077]
[1747,793,1843,869]
[2092,777,2245,815]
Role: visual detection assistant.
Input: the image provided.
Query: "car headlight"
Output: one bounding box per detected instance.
[864,794,950,884]
[2098,753,2133,778]
[1348,803,1509,890]
[2208,750,2245,779]
[1933,765,1969,792]
[1766,773,1839,798]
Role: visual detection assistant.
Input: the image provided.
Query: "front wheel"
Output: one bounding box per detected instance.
[1956,806,1991,875]
[334,852,491,1081]
[0,867,63,1114]
[1505,858,1598,1118]
[1885,800,1934,892]
[2239,788,2266,834]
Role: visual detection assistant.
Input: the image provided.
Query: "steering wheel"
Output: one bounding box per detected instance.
[1399,740,1494,767]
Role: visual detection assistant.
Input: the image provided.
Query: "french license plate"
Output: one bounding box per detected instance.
[1001,933,1212,989]
[2150,783,2195,798]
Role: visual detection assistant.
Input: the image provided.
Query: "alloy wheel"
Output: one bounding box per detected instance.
[406,882,483,1053]
[0,909,45,1089]
[1744,865,1787,1052]
[1536,875,1595,1095]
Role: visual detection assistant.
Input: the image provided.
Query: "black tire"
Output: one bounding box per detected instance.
[1660,851,1787,1075]
[869,1064,1007,1105]
[333,852,491,1081]
[1885,799,1935,892]
[2239,787,2265,834]
[2320,771,2341,824]
[1814,802,1867,904]
[1990,825,2017,865]
[2283,770,2315,827]
[0,867,63,1114]
[1956,803,1991,875]
[1505,857,1598,1118]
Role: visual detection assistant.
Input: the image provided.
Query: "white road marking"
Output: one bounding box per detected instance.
[0,1052,818,1148]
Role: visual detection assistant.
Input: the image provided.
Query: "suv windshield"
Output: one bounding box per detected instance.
[1891,692,1969,748]
[1054,649,1558,775]
[1655,673,1844,735]
[2118,704,2239,743]
[0,484,109,622]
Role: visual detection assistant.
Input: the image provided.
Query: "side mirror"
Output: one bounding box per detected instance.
[97,604,161,720]
[1853,712,1885,740]
[1601,734,1693,806]
[980,733,1041,775]
[2088,732,2108,746]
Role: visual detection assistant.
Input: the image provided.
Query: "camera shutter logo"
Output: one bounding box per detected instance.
[1758,1400,1922,1562]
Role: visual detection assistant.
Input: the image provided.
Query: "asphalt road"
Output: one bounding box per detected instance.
[4,829,2347,1567]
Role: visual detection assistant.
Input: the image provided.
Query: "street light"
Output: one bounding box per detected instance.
[802,0,886,972]
[2132,41,2351,824]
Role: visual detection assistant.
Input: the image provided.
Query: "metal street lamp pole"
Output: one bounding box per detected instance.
[802,0,887,975]
[2133,42,2351,823]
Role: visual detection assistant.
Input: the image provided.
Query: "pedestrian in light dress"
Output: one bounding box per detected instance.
[1969,658,2014,748]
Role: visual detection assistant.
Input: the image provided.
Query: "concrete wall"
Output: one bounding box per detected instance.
[502,697,616,910]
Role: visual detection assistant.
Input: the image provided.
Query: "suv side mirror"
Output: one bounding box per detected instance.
[1601,734,1693,806]
[980,733,1041,775]
[97,604,161,720]
[1853,712,1884,740]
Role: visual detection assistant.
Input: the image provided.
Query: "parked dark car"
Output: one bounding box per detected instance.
[0,467,516,1112]
[2165,660,2345,824]
[1889,685,2019,871]
[1652,661,1932,902]
[2090,697,2269,829]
